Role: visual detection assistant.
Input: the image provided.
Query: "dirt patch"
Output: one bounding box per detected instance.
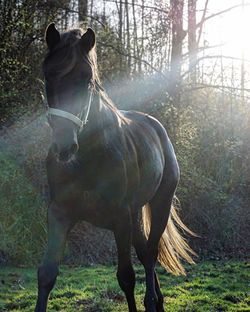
[101,290,125,302]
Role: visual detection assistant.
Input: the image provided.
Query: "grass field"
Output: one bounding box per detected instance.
[0,260,249,311]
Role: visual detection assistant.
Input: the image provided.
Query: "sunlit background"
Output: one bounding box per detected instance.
[202,0,250,58]
[196,0,250,91]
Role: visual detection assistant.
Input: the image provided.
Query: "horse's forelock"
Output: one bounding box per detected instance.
[44,28,86,79]
[61,28,84,45]
[43,27,118,112]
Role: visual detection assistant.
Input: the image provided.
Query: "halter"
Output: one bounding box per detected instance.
[46,89,93,130]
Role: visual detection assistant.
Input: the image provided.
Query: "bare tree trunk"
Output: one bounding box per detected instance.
[188,0,197,84]
[139,0,145,73]
[169,0,185,106]
[118,0,123,71]
[230,60,235,138]
[197,0,209,46]
[125,0,131,72]
[79,0,88,25]
[132,0,139,73]
[241,0,245,105]
[90,0,94,27]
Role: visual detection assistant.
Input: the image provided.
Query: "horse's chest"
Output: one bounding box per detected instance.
[53,181,115,229]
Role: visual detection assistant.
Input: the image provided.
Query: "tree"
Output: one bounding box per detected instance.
[79,0,88,24]
[188,0,198,84]
[169,0,185,106]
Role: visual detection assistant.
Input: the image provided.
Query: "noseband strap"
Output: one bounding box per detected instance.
[47,108,84,128]
[47,89,93,129]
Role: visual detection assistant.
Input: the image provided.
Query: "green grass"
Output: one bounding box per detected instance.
[0,260,249,311]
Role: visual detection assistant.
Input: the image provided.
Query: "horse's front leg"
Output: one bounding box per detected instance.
[114,208,137,312]
[35,202,74,312]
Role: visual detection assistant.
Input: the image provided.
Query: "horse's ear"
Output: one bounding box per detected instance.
[45,23,60,50]
[80,28,95,53]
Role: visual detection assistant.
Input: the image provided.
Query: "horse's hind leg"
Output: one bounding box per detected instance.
[114,207,137,312]
[144,171,179,312]
[35,203,74,312]
[132,215,164,312]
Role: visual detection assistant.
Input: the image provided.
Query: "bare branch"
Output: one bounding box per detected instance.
[196,3,250,28]
[183,83,250,93]
[181,55,250,79]
[105,0,170,15]
[37,3,107,28]
[182,43,226,60]
[98,41,167,78]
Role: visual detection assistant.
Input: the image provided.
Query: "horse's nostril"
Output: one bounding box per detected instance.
[58,143,78,162]
[59,149,70,161]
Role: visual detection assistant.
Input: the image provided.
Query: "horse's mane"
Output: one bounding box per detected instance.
[85,33,118,113]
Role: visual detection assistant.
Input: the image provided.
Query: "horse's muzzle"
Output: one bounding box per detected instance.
[51,142,79,162]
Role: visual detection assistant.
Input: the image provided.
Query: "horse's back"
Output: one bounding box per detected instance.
[120,109,175,164]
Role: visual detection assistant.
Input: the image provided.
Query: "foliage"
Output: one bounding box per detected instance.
[0,1,42,122]
[0,0,75,123]
[0,152,46,264]
[166,88,250,256]
[0,261,249,311]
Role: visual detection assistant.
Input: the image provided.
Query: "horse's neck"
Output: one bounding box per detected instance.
[89,92,114,127]
[79,92,120,146]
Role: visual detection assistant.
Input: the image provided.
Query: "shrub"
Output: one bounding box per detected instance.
[0,151,47,264]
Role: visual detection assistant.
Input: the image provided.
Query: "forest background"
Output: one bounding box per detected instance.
[0,0,249,265]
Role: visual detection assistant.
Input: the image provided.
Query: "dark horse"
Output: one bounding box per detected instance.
[35,23,195,312]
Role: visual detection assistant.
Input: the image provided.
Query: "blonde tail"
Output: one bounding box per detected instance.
[142,200,196,276]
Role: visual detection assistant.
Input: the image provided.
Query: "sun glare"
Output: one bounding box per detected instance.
[205,2,250,59]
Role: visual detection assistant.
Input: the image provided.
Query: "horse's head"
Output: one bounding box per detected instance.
[43,23,96,162]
